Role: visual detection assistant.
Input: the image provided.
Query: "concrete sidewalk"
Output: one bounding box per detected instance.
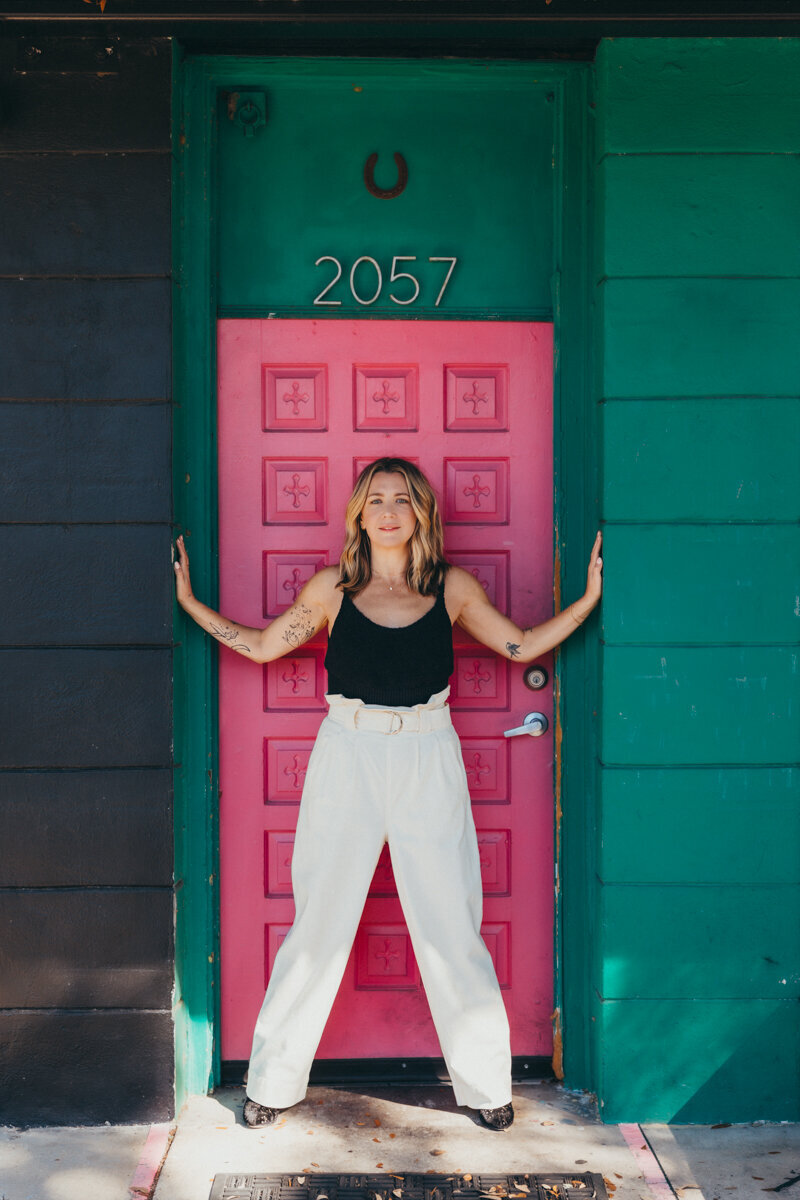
[1,1083,797,1200]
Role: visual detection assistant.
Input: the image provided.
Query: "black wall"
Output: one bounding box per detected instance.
[0,35,174,1124]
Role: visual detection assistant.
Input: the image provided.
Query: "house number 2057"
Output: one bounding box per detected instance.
[313,255,458,307]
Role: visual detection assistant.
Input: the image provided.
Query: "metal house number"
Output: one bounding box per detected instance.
[313,255,458,307]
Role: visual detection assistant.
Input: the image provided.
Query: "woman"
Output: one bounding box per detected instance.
[174,456,602,1132]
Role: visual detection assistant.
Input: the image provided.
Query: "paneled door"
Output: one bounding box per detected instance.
[218,317,554,1062]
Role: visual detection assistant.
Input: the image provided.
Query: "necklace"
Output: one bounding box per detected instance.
[373,574,405,592]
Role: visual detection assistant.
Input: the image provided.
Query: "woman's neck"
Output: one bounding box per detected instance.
[369,547,410,586]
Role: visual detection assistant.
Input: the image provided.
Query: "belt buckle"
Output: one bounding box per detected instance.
[353,707,404,734]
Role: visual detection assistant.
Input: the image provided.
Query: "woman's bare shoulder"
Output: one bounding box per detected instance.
[304,564,340,599]
[445,564,489,601]
[444,563,488,622]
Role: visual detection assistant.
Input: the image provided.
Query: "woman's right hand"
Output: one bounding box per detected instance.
[173,534,194,609]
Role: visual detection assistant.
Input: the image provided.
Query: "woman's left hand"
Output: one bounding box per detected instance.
[584,530,603,605]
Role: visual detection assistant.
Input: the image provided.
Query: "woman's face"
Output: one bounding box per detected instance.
[360,471,417,549]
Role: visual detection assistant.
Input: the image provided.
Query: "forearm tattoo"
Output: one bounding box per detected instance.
[506,642,521,659]
[282,603,316,649]
[210,621,252,653]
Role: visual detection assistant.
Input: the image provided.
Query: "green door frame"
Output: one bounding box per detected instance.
[171,44,599,1110]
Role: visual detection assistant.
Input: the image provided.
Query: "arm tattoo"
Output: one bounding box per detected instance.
[210,621,252,653]
[282,603,316,649]
[506,641,521,659]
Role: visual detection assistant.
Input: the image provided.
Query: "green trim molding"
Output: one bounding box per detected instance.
[172,49,598,1112]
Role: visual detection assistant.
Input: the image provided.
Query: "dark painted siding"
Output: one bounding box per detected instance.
[0,36,174,1125]
[594,37,800,1124]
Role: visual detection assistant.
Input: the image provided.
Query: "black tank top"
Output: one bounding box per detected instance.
[324,585,454,707]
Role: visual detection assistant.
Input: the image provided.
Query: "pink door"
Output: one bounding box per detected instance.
[218,318,554,1063]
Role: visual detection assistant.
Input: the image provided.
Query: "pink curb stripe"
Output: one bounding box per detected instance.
[619,1123,675,1200]
[129,1121,176,1199]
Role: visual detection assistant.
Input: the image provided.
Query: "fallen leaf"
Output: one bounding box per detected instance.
[389,1133,396,1139]
[376,1164,384,1169]
[375,1118,382,1127]
[430,1149,445,1156]
[297,1178,306,1185]
[615,1175,623,1180]
[512,1185,529,1194]
[602,1180,616,1195]
[393,1191,402,1198]
[712,1123,732,1129]
[541,1120,554,1125]
[374,1138,381,1143]
[463,1176,473,1183]
[357,1122,366,1126]
[311,1163,319,1168]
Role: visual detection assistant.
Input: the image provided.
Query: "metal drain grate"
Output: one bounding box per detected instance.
[209,1173,609,1200]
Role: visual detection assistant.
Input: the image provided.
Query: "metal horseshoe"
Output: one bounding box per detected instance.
[364,151,408,199]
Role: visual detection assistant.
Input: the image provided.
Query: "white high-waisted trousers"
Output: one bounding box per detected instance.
[246,685,512,1111]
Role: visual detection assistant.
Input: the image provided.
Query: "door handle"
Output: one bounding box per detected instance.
[503,712,549,738]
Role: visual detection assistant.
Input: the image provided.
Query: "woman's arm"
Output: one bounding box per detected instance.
[173,534,331,664]
[450,530,603,663]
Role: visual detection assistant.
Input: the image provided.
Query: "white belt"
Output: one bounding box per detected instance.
[325,699,452,735]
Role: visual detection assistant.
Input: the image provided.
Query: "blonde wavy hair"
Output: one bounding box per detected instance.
[338,458,449,597]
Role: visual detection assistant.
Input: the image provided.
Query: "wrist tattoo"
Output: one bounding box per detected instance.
[282,603,316,649]
[210,621,252,653]
[506,641,521,659]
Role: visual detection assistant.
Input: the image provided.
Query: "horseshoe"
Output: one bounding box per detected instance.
[364,151,408,199]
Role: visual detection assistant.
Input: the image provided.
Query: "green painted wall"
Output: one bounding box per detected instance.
[593,37,800,1122]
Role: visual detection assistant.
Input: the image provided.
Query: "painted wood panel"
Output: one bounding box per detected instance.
[0,1011,174,1126]
[218,317,555,1062]
[0,154,171,275]
[0,649,172,769]
[0,39,171,153]
[0,890,173,1008]
[600,526,800,643]
[594,996,800,1123]
[1,526,172,645]
[0,279,172,399]
[596,38,800,155]
[598,155,800,278]
[601,646,798,766]
[0,770,173,887]
[599,768,799,885]
[216,64,553,315]
[0,403,171,522]
[599,280,800,398]
[599,884,800,999]
[602,400,800,520]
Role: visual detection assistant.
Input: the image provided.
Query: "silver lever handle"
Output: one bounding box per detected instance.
[503,712,549,738]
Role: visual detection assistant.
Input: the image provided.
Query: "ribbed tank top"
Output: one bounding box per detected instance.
[324,585,454,707]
